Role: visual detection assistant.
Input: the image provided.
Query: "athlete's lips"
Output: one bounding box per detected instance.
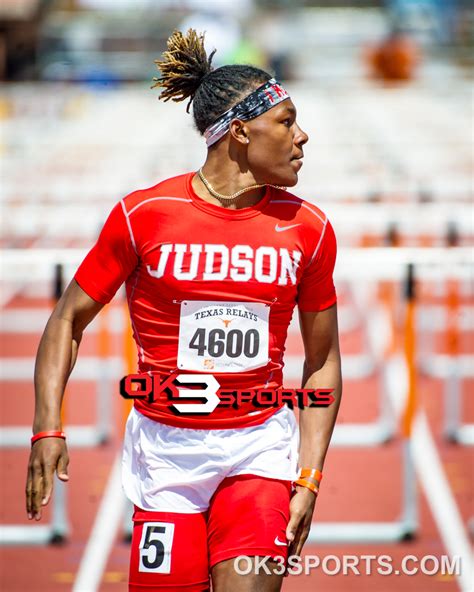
[291,155,304,169]
[291,159,303,170]
[291,153,304,161]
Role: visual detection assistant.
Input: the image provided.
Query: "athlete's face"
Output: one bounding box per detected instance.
[242,99,309,187]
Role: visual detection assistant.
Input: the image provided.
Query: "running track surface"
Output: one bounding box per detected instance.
[0,283,472,592]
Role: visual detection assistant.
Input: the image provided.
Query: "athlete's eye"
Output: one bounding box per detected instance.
[282,118,292,127]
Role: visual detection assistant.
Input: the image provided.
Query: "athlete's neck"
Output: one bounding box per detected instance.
[192,152,266,210]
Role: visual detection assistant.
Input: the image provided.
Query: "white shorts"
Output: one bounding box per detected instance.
[121,405,299,513]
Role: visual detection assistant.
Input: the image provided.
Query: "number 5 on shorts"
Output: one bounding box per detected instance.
[139,522,175,573]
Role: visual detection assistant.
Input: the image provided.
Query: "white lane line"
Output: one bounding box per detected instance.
[411,413,474,592]
[73,454,125,592]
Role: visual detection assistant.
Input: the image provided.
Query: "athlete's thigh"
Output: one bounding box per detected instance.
[211,557,284,592]
[129,506,210,591]
[208,474,291,591]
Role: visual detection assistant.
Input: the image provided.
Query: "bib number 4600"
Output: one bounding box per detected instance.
[189,328,259,359]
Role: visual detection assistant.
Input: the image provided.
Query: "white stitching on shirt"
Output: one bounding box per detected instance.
[307,218,328,268]
[120,199,137,255]
[127,268,147,366]
[128,196,191,216]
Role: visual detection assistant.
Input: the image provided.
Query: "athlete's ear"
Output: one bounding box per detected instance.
[229,118,250,146]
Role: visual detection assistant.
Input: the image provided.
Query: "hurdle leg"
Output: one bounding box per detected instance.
[122,296,136,542]
[96,308,112,445]
[50,478,69,543]
[444,357,462,442]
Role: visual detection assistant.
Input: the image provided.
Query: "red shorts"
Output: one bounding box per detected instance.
[129,474,291,591]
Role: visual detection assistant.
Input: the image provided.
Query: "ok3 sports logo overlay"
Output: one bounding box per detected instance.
[120,374,334,416]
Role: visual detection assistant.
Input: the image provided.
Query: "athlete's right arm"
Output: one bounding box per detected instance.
[26,280,104,520]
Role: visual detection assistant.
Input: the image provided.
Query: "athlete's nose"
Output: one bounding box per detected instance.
[295,123,309,148]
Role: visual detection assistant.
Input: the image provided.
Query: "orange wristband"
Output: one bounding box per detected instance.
[299,468,323,483]
[294,478,320,496]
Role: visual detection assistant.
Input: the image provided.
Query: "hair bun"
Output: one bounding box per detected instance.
[151,29,216,110]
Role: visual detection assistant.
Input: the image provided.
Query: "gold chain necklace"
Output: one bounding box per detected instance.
[198,168,285,205]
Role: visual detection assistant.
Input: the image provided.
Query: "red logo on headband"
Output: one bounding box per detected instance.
[264,82,288,104]
[273,82,288,98]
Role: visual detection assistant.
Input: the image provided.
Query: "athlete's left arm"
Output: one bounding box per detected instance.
[286,302,342,555]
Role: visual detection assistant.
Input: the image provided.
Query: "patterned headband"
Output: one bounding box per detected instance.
[203,78,290,147]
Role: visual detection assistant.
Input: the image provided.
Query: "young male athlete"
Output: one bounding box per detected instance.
[26,30,342,591]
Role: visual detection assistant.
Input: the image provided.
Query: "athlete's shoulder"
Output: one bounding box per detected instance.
[270,187,329,229]
[121,172,192,216]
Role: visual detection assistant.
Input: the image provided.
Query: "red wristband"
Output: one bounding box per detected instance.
[31,430,66,446]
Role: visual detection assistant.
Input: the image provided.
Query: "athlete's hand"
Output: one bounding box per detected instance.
[285,485,317,558]
[26,439,69,520]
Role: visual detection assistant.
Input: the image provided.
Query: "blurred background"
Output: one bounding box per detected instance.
[0,0,473,244]
[0,1,472,591]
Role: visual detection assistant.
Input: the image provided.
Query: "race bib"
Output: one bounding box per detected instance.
[177,300,270,373]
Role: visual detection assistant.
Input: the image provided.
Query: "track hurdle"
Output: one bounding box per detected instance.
[0,261,115,545]
[320,285,397,447]
[442,225,473,445]
[285,314,395,447]
[399,264,419,534]
[419,225,473,445]
[307,247,470,544]
[307,223,402,448]
[0,263,115,449]
[0,264,69,545]
[308,263,419,543]
[442,273,473,445]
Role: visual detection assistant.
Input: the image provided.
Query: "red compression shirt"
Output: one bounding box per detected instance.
[75,172,337,429]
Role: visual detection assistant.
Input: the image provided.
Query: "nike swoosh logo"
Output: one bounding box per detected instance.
[274,536,287,546]
[275,223,301,232]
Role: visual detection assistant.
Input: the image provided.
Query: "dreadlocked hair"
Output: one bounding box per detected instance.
[152,28,273,137]
[151,29,214,112]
